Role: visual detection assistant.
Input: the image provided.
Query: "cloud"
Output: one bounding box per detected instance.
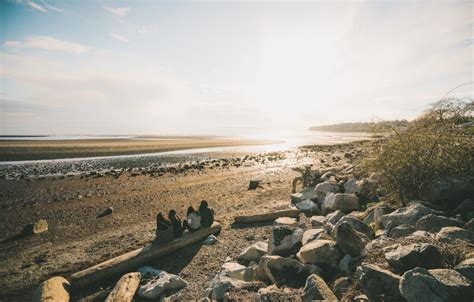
[27,1,46,12]
[104,6,130,17]
[109,32,129,43]
[40,0,63,13]
[4,36,92,54]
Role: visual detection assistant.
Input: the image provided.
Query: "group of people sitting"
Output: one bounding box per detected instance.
[155,200,215,241]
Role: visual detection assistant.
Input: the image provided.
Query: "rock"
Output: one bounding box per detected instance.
[315,181,340,201]
[325,210,345,225]
[455,258,474,283]
[32,276,70,302]
[384,243,443,271]
[454,199,474,215]
[331,216,374,239]
[331,276,351,298]
[344,178,366,195]
[387,224,415,238]
[137,268,188,300]
[302,228,326,245]
[248,180,261,190]
[301,274,338,302]
[429,268,473,301]
[205,274,249,300]
[259,255,320,288]
[353,294,369,301]
[255,285,298,302]
[464,218,474,232]
[268,225,304,257]
[421,176,474,206]
[295,199,320,215]
[291,187,317,204]
[274,217,298,227]
[399,267,449,302]
[364,236,394,253]
[323,193,359,213]
[238,242,268,263]
[221,261,246,272]
[436,226,474,243]
[105,272,141,302]
[406,230,432,239]
[227,266,256,282]
[297,239,340,268]
[202,235,218,245]
[339,254,353,275]
[335,222,368,256]
[97,207,113,218]
[357,263,403,302]
[24,219,49,235]
[380,202,443,228]
[309,215,325,227]
[415,214,464,233]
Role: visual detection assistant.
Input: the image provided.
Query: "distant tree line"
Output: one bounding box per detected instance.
[308,120,410,133]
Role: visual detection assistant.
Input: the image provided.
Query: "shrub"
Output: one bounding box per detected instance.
[363,98,474,204]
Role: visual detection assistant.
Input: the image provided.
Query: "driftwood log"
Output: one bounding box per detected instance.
[105,272,141,302]
[70,222,221,289]
[234,209,300,224]
[32,276,70,302]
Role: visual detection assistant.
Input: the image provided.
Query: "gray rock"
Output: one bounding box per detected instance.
[415,214,464,233]
[454,199,474,215]
[335,222,368,257]
[331,276,351,299]
[302,228,326,245]
[380,202,443,228]
[268,225,304,257]
[358,263,403,302]
[205,274,249,300]
[301,274,338,302]
[455,258,474,283]
[384,243,443,271]
[436,226,474,243]
[259,255,321,288]
[137,268,188,300]
[274,217,298,227]
[387,224,415,238]
[331,216,375,240]
[291,187,318,204]
[325,210,345,226]
[309,215,325,227]
[339,254,353,275]
[255,285,296,302]
[323,193,359,214]
[353,294,369,301]
[238,242,268,263]
[422,177,474,205]
[24,219,48,235]
[364,236,394,253]
[464,218,474,232]
[429,268,473,301]
[400,267,449,302]
[295,199,320,215]
[297,239,340,268]
[315,181,340,201]
[344,178,367,195]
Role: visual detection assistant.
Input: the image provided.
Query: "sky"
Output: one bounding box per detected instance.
[0,0,473,136]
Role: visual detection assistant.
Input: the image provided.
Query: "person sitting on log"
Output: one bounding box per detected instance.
[168,209,184,238]
[199,200,214,227]
[184,206,201,231]
[156,212,171,232]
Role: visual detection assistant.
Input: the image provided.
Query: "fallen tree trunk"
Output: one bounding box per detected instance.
[32,276,70,302]
[234,209,300,224]
[70,222,221,289]
[105,272,141,302]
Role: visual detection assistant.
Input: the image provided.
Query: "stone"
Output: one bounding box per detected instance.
[297,239,340,268]
[302,228,326,245]
[384,243,443,271]
[422,177,474,205]
[339,254,352,275]
[295,199,320,215]
[105,272,141,302]
[323,193,359,213]
[406,230,432,239]
[429,268,473,301]
[221,262,245,272]
[357,263,403,302]
[454,199,474,215]
[415,214,464,233]
[315,181,340,201]
[32,276,70,302]
[309,215,325,227]
[205,274,249,300]
[291,187,318,204]
[238,241,268,263]
[24,219,49,235]
[202,235,218,245]
[268,225,304,257]
[259,255,321,288]
[137,268,188,300]
[97,207,113,218]
[464,218,474,232]
[325,210,345,226]
[353,294,369,301]
[436,226,474,243]
[227,266,256,282]
[301,274,338,302]
[331,276,351,298]
[380,202,443,228]
[455,258,474,283]
[364,236,394,253]
[331,216,374,239]
[274,217,298,227]
[344,178,366,195]
[248,180,260,190]
[399,267,449,302]
[387,224,415,238]
[255,285,298,302]
[335,222,368,257]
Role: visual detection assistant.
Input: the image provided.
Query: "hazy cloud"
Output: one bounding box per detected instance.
[104,6,130,17]
[27,1,46,12]
[4,36,92,54]
[109,32,129,43]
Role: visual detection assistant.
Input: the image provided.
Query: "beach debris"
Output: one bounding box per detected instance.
[23,219,48,235]
[137,267,188,300]
[238,242,268,263]
[268,225,304,257]
[203,234,218,245]
[31,276,70,302]
[97,207,113,218]
[248,180,261,190]
[105,272,141,302]
[234,208,300,224]
[301,274,338,302]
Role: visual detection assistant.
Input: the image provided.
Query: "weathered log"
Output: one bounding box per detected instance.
[105,272,141,302]
[32,276,70,302]
[234,209,300,224]
[70,222,221,289]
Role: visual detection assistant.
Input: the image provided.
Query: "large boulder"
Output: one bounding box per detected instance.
[259,255,320,288]
[32,276,70,302]
[315,181,340,201]
[384,243,443,272]
[421,176,474,207]
[323,193,359,213]
[400,267,450,302]
[429,268,473,301]
[301,274,338,302]
[464,218,474,232]
[415,214,464,233]
[344,178,368,195]
[238,242,268,263]
[334,222,368,257]
[268,225,304,257]
[205,274,249,300]
[387,224,415,239]
[435,226,474,243]
[295,199,320,215]
[137,267,188,300]
[455,258,474,283]
[221,262,255,282]
[291,187,318,204]
[380,203,443,228]
[357,263,403,302]
[302,228,327,245]
[297,239,340,268]
[331,216,374,240]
